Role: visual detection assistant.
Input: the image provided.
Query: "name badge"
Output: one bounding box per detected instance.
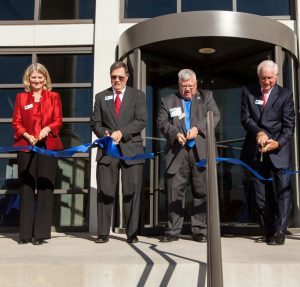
[255,100,264,105]
[178,113,185,120]
[105,95,114,101]
[24,104,33,110]
[169,107,182,118]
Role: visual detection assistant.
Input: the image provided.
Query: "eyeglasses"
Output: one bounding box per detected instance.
[111,75,126,81]
[181,85,194,90]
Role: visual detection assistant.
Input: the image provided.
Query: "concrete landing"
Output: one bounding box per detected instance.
[0,232,300,287]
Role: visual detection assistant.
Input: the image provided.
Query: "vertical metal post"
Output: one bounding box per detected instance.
[206,111,223,287]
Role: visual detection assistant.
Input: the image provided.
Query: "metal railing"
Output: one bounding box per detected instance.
[206,111,223,287]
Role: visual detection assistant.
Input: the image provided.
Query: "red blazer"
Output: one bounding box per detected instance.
[12,90,63,150]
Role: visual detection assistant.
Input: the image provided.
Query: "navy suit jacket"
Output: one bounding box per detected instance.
[158,90,220,174]
[91,86,147,165]
[240,84,295,169]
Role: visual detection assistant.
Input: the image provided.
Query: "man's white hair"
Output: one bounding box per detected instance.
[178,69,197,81]
[257,60,278,75]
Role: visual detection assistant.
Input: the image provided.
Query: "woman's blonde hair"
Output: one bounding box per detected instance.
[23,63,52,92]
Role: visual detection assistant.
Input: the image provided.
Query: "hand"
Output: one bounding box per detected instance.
[177,133,186,146]
[38,126,51,141]
[256,131,268,147]
[186,127,198,140]
[104,130,110,137]
[261,139,279,153]
[23,132,38,145]
[111,130,122,144]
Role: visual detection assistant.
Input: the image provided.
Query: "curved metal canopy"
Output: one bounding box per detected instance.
[118,11,298,60]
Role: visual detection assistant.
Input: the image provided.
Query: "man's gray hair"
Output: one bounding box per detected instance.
[257,60,278,75]
[178,69,197,81]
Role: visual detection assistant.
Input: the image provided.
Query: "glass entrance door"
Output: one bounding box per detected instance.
[140,48,278,234]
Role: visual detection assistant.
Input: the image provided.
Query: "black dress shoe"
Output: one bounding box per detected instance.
[95,235,109,243]
[32,238,46,245]
[255,234,275,244]
[18,239,31,245]
[159,234,179,243]
[127,236,139,243]
[265,234,275,245]
[274,231,285,245]
[192,233,207,242]
[254,236,266,243]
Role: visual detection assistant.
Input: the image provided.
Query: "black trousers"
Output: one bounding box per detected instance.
[96,158,143,237]
[254,156,292,235]
[17,152,58,240]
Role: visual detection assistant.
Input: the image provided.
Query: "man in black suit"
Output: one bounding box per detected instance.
[91,61,146,243]
[240,60,295,245]
[157,69,220,242]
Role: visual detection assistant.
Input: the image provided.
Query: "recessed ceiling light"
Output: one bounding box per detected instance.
[198,47,216,54]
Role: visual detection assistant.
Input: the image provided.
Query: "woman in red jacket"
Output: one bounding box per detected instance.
[12,63,63,245]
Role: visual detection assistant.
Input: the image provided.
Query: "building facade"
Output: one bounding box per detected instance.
[0,0,299,234]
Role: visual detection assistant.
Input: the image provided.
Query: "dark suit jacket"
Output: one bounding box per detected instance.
[12,90,63,150]
[157,90,220,174]
[240,84,295,169]
[91,86,147,165]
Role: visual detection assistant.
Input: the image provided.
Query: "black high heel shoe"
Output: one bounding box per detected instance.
[18,239,31,244]
[32,238,46,245]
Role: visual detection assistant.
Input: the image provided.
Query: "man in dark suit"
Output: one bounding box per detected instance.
[91,61,146,244]
[240,60,295,245]
[157,69,220,242]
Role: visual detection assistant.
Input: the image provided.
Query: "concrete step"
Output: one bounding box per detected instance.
[0,232,300,287]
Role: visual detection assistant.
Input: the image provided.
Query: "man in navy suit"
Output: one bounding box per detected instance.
[240,60,295,245]
[91,61,146,244]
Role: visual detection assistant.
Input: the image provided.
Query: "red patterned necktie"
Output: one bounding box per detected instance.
[115,91,121,118]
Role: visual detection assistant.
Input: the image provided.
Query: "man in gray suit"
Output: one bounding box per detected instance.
[91,61,146,243]
[241,60,295,245]
[158,69,220,242]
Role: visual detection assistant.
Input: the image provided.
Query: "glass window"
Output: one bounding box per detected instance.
[0,159,18,190]
[182,0,232,11]
[0,124,14,147]
[0,0,34,20]
[60,123,91,149]
[0,89,23,118]
[57,158,89,190]
[53,194,88,227]
[0,56,32,84]
[57,88,93,118]
[0,195,19,226]
[39,0,95,20]
[124,0,176,18]
[237,0,291,16]
[37,54,93,83]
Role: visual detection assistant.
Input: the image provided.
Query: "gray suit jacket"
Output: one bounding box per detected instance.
[240,84,295,169]
[157,90,220,174]
[91,86,147,165]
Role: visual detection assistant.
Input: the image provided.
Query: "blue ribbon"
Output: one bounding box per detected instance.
[93,137,155,160]
[197,157,273,181]
[0,137,155,160]
[1,140,297,180]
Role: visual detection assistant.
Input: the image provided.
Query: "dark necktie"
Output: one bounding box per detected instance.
[184,100,195,148]
[115,91,121,118]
